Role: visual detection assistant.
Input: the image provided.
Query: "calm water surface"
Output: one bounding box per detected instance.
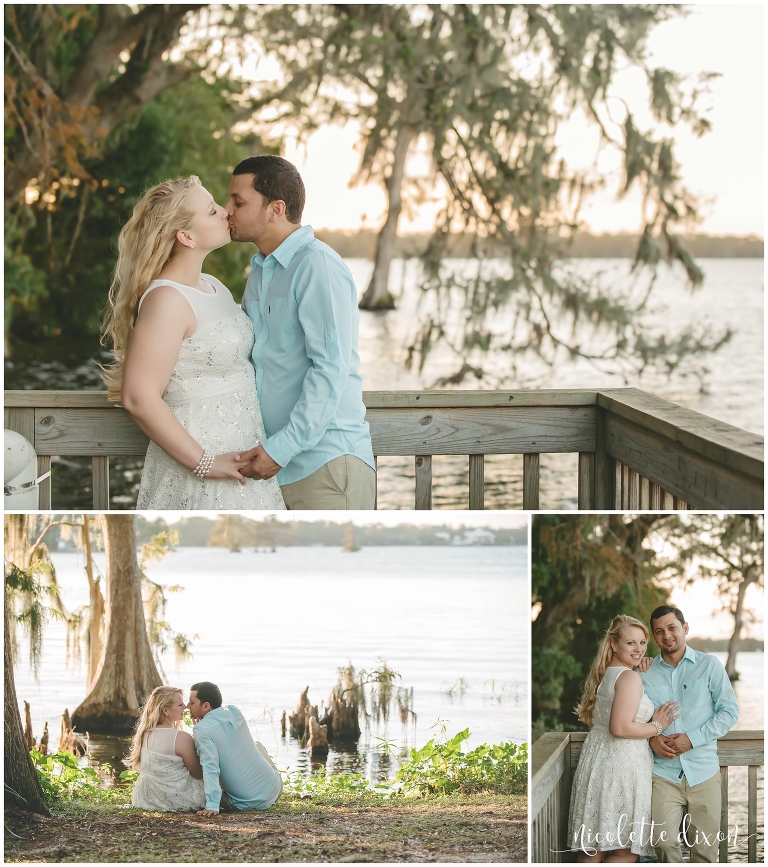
[14,545,528,781]
[5,258,762,509]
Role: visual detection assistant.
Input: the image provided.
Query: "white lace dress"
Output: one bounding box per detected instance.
[134,275,285,509]
[568,666,655,857]
[131,727,206,812]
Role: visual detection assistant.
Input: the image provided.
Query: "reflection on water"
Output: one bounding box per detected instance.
[4,259,762,509]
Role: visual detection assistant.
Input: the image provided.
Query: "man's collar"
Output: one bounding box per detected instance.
[250,225,313,269]
[656,643,697,668]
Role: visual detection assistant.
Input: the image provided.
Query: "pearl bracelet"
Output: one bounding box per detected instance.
[193,451,214,479]
[651,719,663,736]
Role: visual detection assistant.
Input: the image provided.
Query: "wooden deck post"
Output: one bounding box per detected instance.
[577,453,595,509]
[594,406,615,509]
[523,454,540,510]
[468,454,484,509]
[719,766,729,863]
[92,457,110,510]
[414,455,432,510]
[748,765,758,863]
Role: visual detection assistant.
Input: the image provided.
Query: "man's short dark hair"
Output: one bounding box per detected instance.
[233,155,305,224]
[190,681,222,709]
[649,605,686,630]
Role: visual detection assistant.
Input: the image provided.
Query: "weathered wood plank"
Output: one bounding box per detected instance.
[604,412,764,509]
[37,455,52,510]
[373,456,378,511]
[34,408,148,456]
[368,406,596,455]
[577,452,595,509]
[567,730,764,768]
[662,489,674,509]
[414,456,432,510]
[92,457,110,510]
[597,388,763,480]
[523,453,540,509]
[640,475,650,509]
[748,765,757,864]
[650,481,663,509]
[4,406,35,442]
[531,733,570,813]
[615,460,623,509]
[628,469,640,509]
[719,766,728,864]
[6,389,601,409]
[594,408,615,510]
[468,454,484,510]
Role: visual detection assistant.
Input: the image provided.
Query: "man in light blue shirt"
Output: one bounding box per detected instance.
[639,606,739,862]
[187,681,282,816]
[225,155,375,509]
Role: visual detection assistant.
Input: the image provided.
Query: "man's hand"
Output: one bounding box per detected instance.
[636,656,653,673]
[196,809,219,818]
[665,733,693,755]
[236,445,282,480]
[650,735,677,759]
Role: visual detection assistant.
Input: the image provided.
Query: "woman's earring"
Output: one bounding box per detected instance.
[190,243,196,249]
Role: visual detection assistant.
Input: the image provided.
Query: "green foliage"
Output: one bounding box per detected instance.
[282,729,526,802]
[531,514,670,739]
[31,750,101,802]
[393,730,527,797]
[8,74,262,345]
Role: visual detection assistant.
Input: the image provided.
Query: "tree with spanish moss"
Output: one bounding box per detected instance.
[244,4,727,384]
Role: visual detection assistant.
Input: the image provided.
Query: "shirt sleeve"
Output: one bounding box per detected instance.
[261,251,355,467]
[194,728,222,811]
[686,658,739,749]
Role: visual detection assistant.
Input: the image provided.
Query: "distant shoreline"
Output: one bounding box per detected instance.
[314,229,764,260]
[688,637,764,653]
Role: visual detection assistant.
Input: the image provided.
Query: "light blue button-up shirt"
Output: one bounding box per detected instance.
[639,646,738,787]
[193,705,282,812]
[241,225,375,486]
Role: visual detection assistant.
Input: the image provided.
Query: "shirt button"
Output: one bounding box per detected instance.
[257,368,262,373]
[258,339,262,344]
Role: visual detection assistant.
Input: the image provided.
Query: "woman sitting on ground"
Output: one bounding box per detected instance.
[129,686,205,812]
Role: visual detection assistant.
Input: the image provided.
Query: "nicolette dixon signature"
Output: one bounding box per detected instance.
[553,813,748,856]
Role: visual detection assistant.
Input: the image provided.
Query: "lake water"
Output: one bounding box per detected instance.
[711,652,764,863]
[13,544,528,782]
[4,258,763,510]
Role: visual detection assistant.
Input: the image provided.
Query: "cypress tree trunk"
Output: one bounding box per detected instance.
[71,516,161,734]
[725,570,756,681]
[4,585,50,815]
[359,127,415,311]
[81,517,104,690]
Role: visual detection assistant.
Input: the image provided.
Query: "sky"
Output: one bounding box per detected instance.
[145,510,528,530]
[260,5,763,237]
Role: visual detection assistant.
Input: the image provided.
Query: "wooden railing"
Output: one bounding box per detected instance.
[4,388,764,509]
[531,730,764,863]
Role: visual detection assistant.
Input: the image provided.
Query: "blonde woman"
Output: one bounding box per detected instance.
[568,615,680,863]
[101,176,285,509]
[129,687,205,812]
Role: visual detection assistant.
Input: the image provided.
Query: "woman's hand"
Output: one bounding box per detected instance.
[652,700,680,730]
[204,452,252,484]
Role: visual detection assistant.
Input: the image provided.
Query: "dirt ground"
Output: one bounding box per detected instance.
[4,795,527,862]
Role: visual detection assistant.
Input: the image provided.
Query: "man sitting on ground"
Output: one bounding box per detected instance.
[187,681,282,817]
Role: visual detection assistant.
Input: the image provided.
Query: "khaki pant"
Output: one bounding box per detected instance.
[280,455,376,510]
[652,772,721,862]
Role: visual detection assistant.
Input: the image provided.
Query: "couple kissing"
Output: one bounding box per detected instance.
[568,606,739,863]
[130,682,281,816]
[102,156,375,511]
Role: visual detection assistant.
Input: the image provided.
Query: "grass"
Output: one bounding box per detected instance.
[5,792,527,862]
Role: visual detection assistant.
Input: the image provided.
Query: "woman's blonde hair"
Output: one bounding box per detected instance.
[101,176,201,400]
[127,686,184,769]
[574,614,649,727]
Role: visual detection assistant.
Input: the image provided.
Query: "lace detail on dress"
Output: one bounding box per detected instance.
[131,749,206,813]
[568,667,655,857]
[136,311,286,510]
